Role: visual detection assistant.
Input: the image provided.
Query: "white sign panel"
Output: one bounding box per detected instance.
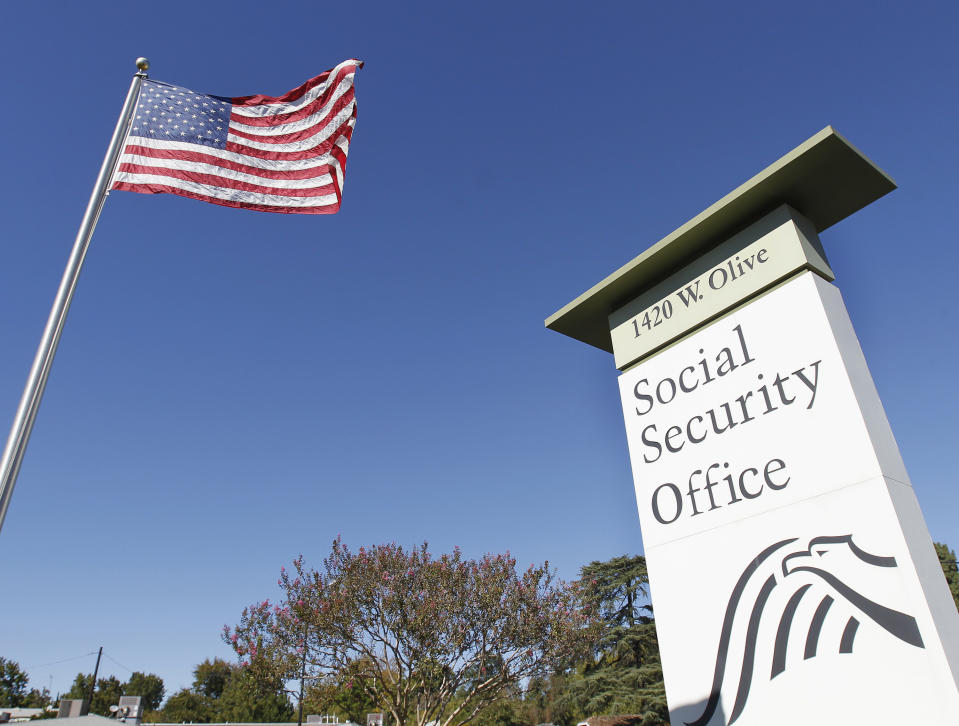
[617,272,959,724]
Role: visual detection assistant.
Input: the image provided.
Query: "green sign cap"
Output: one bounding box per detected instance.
[545,126,896,353]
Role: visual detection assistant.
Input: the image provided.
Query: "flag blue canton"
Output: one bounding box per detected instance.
[129,80,232,149]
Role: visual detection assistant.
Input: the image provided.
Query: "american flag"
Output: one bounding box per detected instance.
[111,59,361,214]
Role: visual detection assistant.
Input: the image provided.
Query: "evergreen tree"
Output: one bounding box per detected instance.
[193,659,235,700]
[0,657,29,707]
[519,673,575,726]
[124,672,165,712]
[193,658,237,699]
[215,668,293,723]
[562,555,668,726]
[64,674,124,716]
[158,688,213,723]
[303,671,378,724]
[23,687,52,709]
[935,542,959,610]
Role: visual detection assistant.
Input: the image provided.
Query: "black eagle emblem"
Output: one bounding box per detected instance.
[685,535,924,726]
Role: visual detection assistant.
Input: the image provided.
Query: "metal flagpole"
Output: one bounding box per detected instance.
[0,58,150,535]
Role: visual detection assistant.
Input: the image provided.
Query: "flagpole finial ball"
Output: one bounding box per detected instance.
[136,57,150,71]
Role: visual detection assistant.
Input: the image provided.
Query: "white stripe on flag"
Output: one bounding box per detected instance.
[112,172,340,208]
[118,136,339,171]
[119,154,334,188]
[229,80,354,136]
[227,102,356,152]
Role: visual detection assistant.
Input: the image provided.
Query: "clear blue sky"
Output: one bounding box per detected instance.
[1,0,956,703]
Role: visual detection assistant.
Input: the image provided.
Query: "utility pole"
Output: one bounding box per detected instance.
[87,647,103,710]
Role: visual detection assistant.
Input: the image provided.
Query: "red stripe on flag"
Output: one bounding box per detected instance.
[115,163,337,198]
[230,61,359,108]
[225,115,355,161]
[330,144,348,174]
[230,66,356,126]
[121,144,335,181]
[111,181,340,214]
[228,90,355,144]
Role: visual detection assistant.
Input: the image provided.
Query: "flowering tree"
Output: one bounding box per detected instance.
[224,539,597,726]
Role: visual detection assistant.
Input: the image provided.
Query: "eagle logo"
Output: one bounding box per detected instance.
[685,535,924,726]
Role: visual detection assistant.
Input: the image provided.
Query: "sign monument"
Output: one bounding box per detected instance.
[547,128,959,724]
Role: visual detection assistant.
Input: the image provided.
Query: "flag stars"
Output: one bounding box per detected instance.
[129,80,230,148]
